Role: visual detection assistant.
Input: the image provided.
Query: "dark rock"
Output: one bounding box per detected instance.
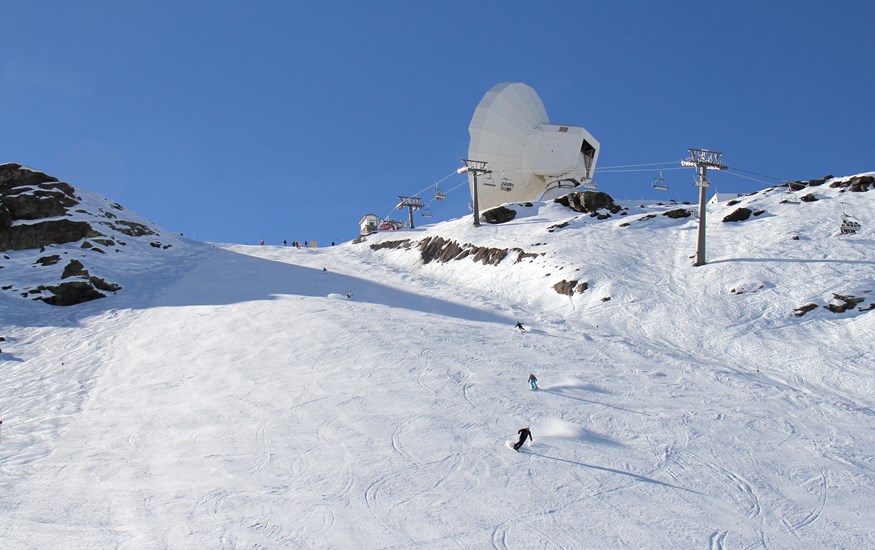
[726,199,740,206]
[830,175,873,192]
[0,163,59,188]
[806,175,832,186]
[553,280,577,296]
[824,294,864,313]
[0,178,78,220]
[849,175,874,193]
[0,202,11,229]
[576,281,589,293]
[601,296,611,302]
[0,219,93,250]
[380,235,536,267]
[35,255,61,266]
[663,208,692,219]
[369,239,411,251]
[555,191,622,215]
[470,247,509,264]
[723,208,752,222]
[794,303,818,317]
[482,206,517,224]
[102,220,155,237]
[40,281,106,306]
[89,276,121,292]
[800,193,818,202]
[62,259,88,278]
[419,237,463,263]
[515,251,541,263]
[547,221,570,232]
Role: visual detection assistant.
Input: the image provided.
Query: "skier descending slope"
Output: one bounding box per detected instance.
[513,427,532,451]
[528,373,539,391]
[515,321,526,332]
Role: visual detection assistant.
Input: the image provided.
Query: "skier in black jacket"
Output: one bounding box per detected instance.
[513,427,532,451]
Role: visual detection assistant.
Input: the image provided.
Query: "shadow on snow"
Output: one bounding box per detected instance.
[2,244,516,328]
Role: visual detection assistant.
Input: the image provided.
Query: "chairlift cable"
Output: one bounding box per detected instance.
[596,167,688,173]
[722,170,779,186]
[724,166,786,182]
[596,161,679,170]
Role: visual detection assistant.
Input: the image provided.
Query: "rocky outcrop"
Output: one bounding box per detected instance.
[61,259,88,278]
[370,236,543,267]
[663,208,692,219]
[35,255,62,266]
[0,219,94,250]
[553,279,590,296]
[41,281,107,306]
[482,206,517,224]
[787,175,832,190]
[555,191,622,216]
[794,304,818,317]
[824,294,865,313]
[0,162,170,306]
[723,208,752,222]
[830,175,873,192]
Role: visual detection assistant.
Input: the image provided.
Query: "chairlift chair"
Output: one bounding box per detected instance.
[781,191,800,204]
[433,183,446,200]
[420,207,433,218]
[781,182,800,204]
[651,170,668,191]
[840,203,861,234]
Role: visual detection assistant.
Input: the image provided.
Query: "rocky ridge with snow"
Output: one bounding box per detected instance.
[0,163,188,305]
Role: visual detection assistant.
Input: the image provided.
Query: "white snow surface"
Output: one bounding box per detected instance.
[1,176,874,548]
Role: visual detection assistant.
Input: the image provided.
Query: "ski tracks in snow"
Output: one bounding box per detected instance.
[781,470,829,538]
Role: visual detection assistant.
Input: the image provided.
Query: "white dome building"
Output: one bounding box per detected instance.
[467,83,600,210]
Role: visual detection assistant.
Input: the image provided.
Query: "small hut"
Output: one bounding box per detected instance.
[359,214,379,236]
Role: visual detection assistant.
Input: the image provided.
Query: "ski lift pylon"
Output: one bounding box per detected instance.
[652,170,668,191]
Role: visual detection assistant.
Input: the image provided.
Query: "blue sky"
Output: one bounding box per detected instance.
[2,1,873,245]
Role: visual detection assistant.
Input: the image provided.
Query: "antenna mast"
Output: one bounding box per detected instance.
[681,148,726,266]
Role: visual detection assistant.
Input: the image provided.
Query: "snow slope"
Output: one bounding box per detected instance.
[1,176,873,548]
